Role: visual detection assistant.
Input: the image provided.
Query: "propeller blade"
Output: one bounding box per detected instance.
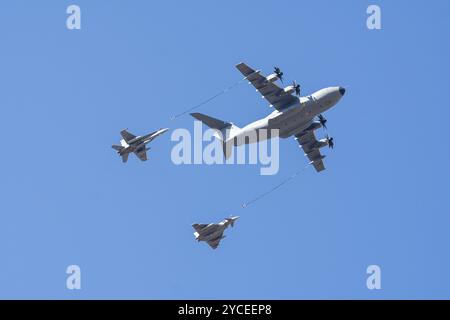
[326,135,334,149]
[318,114,327,129]
[274,66,284,83]
[292,81,301,96]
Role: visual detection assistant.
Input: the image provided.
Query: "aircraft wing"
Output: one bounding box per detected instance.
[207,234,223,250]
[135,150,148,161]
[236,62,298,111]
[295,130,326,172]
[192,224,209,233]
[120,129,136,142]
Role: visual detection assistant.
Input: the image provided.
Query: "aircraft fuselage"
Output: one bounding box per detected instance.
[230,86,345,145]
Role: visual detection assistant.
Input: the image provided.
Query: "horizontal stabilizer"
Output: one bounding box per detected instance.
[191,113,231,130]
[112,145,124,151]
[191,113,239,159]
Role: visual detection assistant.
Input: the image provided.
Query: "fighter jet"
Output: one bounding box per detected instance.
[112,128,169,163]
[192,216,239,249]
[191,63,346,172]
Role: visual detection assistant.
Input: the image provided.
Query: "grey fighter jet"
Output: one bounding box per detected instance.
[192,216,239,249]
[191,62,346,172]
[112,128,169,163]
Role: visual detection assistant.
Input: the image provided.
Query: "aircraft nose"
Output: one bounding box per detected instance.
[339,87,346,96]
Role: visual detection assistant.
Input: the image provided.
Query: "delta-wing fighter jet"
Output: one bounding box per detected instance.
[191,62,346,172]
[192,216,239,249]
[112,128,169,163]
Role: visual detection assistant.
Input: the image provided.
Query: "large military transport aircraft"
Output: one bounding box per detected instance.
[191,62,345,172]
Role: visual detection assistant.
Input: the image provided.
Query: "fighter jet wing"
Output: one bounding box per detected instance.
[295,130,326,172]
[236,62,298,111]
[120,129,136,142]
[192,224,209,232]
[207,235,223,250]
[135,150,148,161]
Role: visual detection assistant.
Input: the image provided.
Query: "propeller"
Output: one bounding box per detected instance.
[292,81,301,96]
[326,134,334,149]
[317,114,327,130]
[274,66,284,83]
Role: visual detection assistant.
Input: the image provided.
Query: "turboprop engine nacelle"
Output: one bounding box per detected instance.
[266,73,279,83]
[283,85,295,95]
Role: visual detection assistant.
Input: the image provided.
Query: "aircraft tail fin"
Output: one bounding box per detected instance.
[112,145,124,151]
[221,141,233,159]
[121,153,129,163]
[190,112,239,159]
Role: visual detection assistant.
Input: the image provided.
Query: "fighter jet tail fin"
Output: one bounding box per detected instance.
[121,153,129,163]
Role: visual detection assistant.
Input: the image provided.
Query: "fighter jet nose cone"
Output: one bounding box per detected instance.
[339,87,346,96]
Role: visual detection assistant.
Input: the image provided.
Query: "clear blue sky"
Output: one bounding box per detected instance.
[1,0,449,299]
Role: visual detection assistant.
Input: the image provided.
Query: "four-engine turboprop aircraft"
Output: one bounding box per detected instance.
[112,128,169,163]
[191,62,346,172]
